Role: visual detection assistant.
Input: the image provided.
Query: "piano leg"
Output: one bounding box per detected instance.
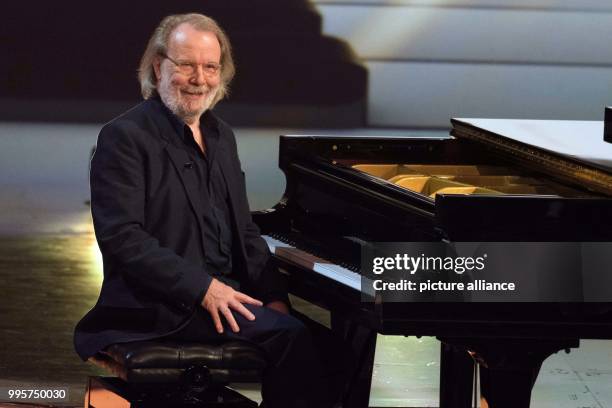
[439,342,475,408]
[334,316,377,408]
[478,363,540,408]
[440,338,579,408]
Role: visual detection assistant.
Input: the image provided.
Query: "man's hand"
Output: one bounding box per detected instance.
[201,278,263,333]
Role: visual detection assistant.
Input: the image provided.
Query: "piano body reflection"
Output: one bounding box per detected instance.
[253,118,612,408]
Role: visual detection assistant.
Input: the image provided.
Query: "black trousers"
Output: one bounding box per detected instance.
[165,304,343,408]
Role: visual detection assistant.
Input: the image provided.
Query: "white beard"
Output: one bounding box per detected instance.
[158,78,218,124]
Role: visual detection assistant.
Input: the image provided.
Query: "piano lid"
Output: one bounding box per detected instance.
[451,118,612,195]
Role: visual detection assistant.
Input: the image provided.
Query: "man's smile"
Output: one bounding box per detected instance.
[182,89,206,98]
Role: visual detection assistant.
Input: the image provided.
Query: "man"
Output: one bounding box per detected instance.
[74,13,329,408]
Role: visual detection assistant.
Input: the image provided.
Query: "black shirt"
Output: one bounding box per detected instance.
[162,102,235,282]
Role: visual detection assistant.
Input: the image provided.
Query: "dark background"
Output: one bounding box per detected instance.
[1,0,367,126]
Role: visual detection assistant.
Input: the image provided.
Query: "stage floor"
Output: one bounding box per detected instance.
[0,122,610,407]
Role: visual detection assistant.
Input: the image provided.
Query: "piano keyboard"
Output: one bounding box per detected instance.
[262,235,363,291]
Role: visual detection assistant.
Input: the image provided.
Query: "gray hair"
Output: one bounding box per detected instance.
[138,13,235,107]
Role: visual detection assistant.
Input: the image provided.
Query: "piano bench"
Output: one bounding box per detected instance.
[85,340,266,408]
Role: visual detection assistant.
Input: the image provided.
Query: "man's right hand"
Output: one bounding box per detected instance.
[201,278,263,334]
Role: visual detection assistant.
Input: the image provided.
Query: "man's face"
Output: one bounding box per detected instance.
[154,23,222,124]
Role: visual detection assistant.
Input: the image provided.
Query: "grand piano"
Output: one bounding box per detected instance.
[253,118,612,408]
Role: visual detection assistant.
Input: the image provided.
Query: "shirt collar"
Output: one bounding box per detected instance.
[153,94,220,145]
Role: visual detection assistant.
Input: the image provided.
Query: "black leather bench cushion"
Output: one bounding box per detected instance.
[98,341,266,384]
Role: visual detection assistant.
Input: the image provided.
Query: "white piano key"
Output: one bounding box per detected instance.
[262,235,367,293]
[262,235,292,253]
[313,262,362,291]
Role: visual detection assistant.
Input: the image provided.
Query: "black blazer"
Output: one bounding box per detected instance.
[74,98,285,360]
